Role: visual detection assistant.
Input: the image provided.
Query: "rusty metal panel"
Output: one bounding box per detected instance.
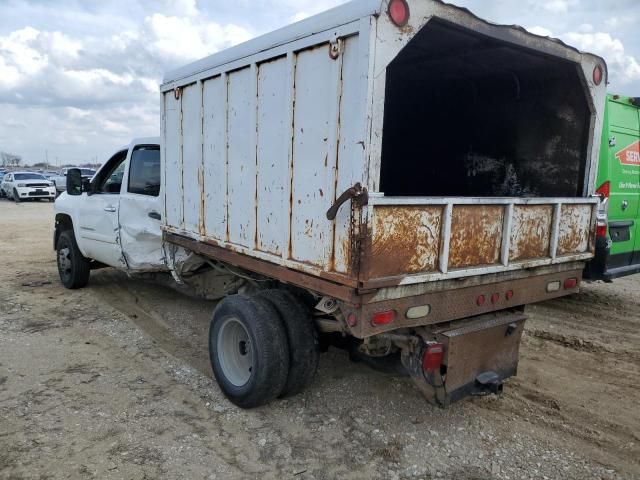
[226,66,256,248]
[369,206,442,278]
[557,204,592,254]
[509,205,553,261]
[346,269,582,338]
[163,91,182,228]
[448,205,504,269]
[438,313,526,395]
[202,75,227,241]
[333,35,368,274]
[180,84,201,234]
[290,45,340,267]
[256,57,289,256]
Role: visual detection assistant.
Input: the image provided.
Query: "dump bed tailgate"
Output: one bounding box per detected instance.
[361,196,598,288]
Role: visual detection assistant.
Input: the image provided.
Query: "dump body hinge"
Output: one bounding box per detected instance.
[326,183,368,221]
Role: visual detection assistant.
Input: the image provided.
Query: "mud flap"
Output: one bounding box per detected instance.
[403,312,527,407]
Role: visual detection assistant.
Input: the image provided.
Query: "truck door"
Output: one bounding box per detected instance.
[118,144,165,271]
[607,98,640,269]
[77,150,128,267]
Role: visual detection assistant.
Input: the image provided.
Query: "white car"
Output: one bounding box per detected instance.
[2,172,56,202]
[52,167,96,195]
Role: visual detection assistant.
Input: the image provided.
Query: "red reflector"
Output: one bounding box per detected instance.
[476,295,486,306]
[564,278,578,289]
[596,181,610,199]
[491,293,500,304]
[593,65,603,86]
[371,310,395,326]
[505,290,514,300]
[423,343,444,373]
[596,224,608,238]
[347,312,357,327]
[388,0,410,27]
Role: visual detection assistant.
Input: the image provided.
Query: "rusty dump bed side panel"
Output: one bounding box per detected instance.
[362,197,598,288]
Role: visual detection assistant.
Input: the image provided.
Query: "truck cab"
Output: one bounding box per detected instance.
[54,137,164,288]
[585,95,640,281]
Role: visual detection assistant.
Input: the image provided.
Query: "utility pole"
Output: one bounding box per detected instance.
[45,149,49,168]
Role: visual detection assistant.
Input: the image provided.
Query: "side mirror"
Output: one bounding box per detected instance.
[66,168,83,196]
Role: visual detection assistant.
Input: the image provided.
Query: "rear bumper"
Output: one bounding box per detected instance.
[584,237,640,281]
[344,269,582,339]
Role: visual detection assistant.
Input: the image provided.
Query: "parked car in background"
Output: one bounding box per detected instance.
[52,167,96,195]
[585,94,640,281]
[2,171,56,202]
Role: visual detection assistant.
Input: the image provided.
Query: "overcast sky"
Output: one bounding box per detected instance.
[1,0,639,166]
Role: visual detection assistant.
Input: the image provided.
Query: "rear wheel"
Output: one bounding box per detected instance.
[209,295,289,408]
[255,290,319,397]
[56,230,90,289]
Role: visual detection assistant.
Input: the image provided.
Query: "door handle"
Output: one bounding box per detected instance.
[148,211,161,221]
[104,206,116,213]
[326,183,368,221]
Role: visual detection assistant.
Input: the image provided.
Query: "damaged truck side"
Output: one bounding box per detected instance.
[54,0,607,408]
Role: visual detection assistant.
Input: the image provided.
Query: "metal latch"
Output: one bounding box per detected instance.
[326,183,368,220]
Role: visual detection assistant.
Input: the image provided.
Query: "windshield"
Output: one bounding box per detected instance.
[81,169,96,176]
[14,173,46,180]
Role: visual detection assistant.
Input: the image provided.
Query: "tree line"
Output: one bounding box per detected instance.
[1,151,22,168]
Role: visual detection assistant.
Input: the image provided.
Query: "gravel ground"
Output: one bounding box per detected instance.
[0,201,638,479]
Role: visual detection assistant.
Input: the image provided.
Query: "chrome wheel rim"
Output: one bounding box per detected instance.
[217,317,253,387]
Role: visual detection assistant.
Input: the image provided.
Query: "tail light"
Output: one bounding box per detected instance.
[564,278,578,289]
[491,293,500,304]
[371,310,395,326]
[476,294,486,306]
[596,224,608,238]
[593,65,604,86]
[505,290,514,300]
[388,0,410,27]
[422,343,444,373]
[547,281,561,292]
[596,181,610,199]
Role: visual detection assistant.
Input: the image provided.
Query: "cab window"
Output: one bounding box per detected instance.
[128,146,160,196]
[94,150,127,194]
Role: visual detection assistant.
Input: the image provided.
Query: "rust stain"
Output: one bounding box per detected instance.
[368,206,442,278]
[448,205,503,268]
[557,205,591,255]
[509,205,552,261]
[198,166,206,236]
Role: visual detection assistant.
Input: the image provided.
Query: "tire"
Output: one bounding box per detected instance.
[209,295,290,408]
[254,290,319,397]
[49,198,55,203]
[13,189,20,203]
[56,230,90,289]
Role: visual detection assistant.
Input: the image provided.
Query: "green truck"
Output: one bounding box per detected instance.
[586,94,640,281]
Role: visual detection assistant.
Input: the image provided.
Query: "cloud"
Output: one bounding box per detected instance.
[540,0,579,14]
[526,25,640,87]
[1,0,639,165]
[0,2,254,163]
[562,31,640,85]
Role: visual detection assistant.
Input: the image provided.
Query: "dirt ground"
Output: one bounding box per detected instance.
[0,201,638,480]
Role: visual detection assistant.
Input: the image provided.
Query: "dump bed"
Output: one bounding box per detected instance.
[160,0,607,295]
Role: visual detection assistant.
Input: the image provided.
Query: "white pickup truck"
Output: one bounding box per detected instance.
[54,0,607,409]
